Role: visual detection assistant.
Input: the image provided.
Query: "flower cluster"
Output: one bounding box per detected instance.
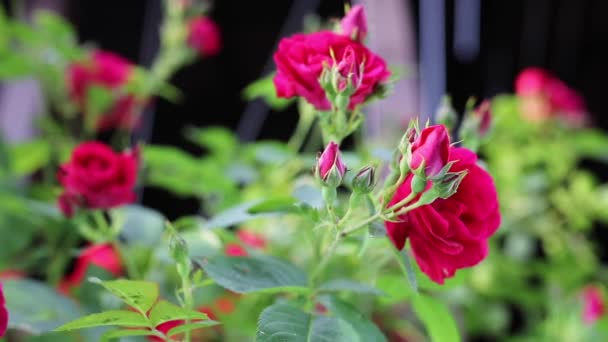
[385,125,501,283]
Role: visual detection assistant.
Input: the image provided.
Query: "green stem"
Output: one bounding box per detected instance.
[339,213,381,237]
[179,264,194,342]
[384,191,418,214]
[288,109,315,152]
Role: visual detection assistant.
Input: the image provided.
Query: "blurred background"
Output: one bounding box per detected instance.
[0,0,606,218]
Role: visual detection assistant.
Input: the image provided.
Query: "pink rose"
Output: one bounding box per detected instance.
[316,141,347,184]
[67,50,143,131]
[340,5,368,42]
[57,142,138,217]
[385,147,501,284]
[187,16,222,57]
[273,31,389,110]
[59,244,123,294]
[515,67,587,126]
[225,243,248,257]
[409,125,451,178]
[236,230,267,250]
[583,286,605,324]
[0,283,7,338]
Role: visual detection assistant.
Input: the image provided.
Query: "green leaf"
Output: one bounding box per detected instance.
[9,139,51,175]
[412,294,461,342]
[203,201,281,229]
[256,303,360,342]
[54,310,149,331]
[3,279,82,334]
[196,255,308,294]
[100,328,155,341]
[167,320,221,337]
[242,73,294,110]
[247,197,300,214]
[318,295,387,342]
[317,279,384,296]
[376,275,414,305]
[117,205,165,246]
[92,278,159,313]
[148,300,208,326]
[0,53,33,79]
[86,85,115,117]
[34,11,76,46]
[184,126,238,159]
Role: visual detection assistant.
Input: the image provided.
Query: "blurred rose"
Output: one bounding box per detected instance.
[57,142,138,217]
[475,100,492,137]
[583,286,605,324]
[236,230,267,250]
[188,16,222,57]
[0,283,7,338]
[225,243,248,257]
[67,50,142,131]
[340,5,368,42]
[0,270,25,280]
[515,67,587,126]
[273,31,389,110]
[409,125,450,178]
[386,147,501,284]
[59,244,123,294]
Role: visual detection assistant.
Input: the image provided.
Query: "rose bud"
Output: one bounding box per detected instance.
[57,142,138,217]
[187,16,222,57]
[352,166,376,194]
[340,5,368,42]
[409,125,451,178]
[582,286,605,324]
[474,100,492,137]
[0,283,7,338]
[335,46,363,95]
[315,142,347,188]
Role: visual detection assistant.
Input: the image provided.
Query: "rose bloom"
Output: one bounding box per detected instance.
[59,244,123,294]
[0,283,7,338]
[582,286,605,324]
[67,50,142,131]
[57,142,138,217]
[386,147,501,284]
[187,16,222,57]
[273,31,389,110]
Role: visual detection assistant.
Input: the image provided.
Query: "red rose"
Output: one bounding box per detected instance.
[409,125,450,178]
[583,286,605,324]
[67,50,143,131]
[385,147,500,284]
[340,5,368,42]
[59,244,123,294]
[273,31,389,110]
[0,283,7,338]
[187,16,222,57]
[236,230,267,250]
[57,142,138,216]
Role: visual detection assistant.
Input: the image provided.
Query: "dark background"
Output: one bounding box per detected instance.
[59,0,608,220]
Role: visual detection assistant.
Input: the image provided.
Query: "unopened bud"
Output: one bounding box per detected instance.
[435,96,458,130]
[315,141,347,188]
[352,166,376,194]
